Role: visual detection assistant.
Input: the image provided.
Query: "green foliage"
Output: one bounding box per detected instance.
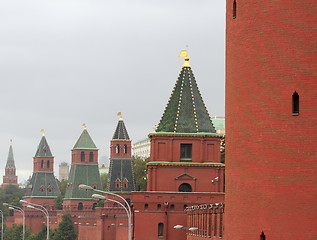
[220,136,225,163]
[26,225,47,240]
[54,179,68,210]
[4,224,31,240]
[100,173,109,191]
[0,185,25,217]
[51,213,77,240]
[133,157,149,191]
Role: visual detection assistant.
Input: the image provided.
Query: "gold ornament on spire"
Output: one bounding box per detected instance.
[117,112,123,120]
[179,50,190,67]
[10,139,12,145]
[82,123,87,130]
[40,129,45,136]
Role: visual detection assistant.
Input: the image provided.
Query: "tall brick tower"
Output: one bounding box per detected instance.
[24,131,60,206]
[63,125,102,210]
[225,1,317,239]
[108,113,135,192]
[2,140,18,188]
[147,52,224,193]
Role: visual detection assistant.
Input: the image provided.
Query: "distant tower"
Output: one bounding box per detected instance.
[147,51,224,193]
[225,1,317,239]
[59,162,69,181]
[108,113,135,192]
[24,131,60,206]
[63,125,102,211]
[2,140,18,188]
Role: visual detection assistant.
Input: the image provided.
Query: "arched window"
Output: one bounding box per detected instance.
[178,183,192,192]
[260,232,266,240]
[124,144,128,154]
[292,91,299,115]
[89,152,94,162]
[47,160,50,169]
[78,202,83,211]
[81,152,85,162]
[40,185,45,192]
[233,0,237,19]
[144,204,149,210]
[158,223,164,238]
[157,204,161,210]
[41,160,44,168]
[92,203,97,211]
[116,144,120,154]
[47,186,53,193]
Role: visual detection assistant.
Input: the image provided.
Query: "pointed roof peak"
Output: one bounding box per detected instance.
[112,115,130,140]
[6,144,16,168]
[35,135,53,157]
[73,128,98,150]
[156,54,215,134]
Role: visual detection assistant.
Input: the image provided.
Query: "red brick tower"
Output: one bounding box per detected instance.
[147,52,224,193]
[24,131,60,206]
[225,1,317,240]
[2,140,18,188]
[108,113,135,192]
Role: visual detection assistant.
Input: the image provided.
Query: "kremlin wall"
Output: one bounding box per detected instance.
[2,1,317,239]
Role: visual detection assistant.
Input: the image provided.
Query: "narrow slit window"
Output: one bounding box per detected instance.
[124,144,128,154]
[233,0,237,19]
[116,144,120,154]
[292,91,299,115]
[89,152,94,162]
[158,223,164,238]
[260,232,266,240]
[47,160,50,169]
[81,152,85,162]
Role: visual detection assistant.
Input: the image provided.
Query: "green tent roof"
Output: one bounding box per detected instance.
[35,136,53,157]
[73,129,98,150]
[5,145,16,168]
[156,63,215,133]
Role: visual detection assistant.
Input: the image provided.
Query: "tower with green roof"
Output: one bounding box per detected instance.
[24,132,60,205]
[108,113,135,192]
[2,140,18,188]
[147,52,225,193]
[63,125,102,211]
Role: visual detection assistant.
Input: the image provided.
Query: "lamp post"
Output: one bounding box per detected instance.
[92,193,132,240]
[0,209,4,240]
[78,184,132,240]
[174,225,199,231]
[3,203,25,240]
[26,205,49,240]
[19,200,50,240]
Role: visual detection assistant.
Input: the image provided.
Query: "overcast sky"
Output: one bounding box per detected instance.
[0,0,225,183]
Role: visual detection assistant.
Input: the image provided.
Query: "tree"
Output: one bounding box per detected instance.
[54,179,67,210]
[220,135,225,163]
[133,157,149,191]
[4,224,31,240]
[52,213,77,240]
[100,173,109,191]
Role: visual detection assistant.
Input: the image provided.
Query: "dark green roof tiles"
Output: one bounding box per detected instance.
[35,136,53,157]
[112,120,130,140]
[73,129,98,150]
[25,172,61,197]
[5,145,16,169]
[156,66,215,133]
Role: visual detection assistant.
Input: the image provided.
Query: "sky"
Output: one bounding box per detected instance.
[0,0,226,184]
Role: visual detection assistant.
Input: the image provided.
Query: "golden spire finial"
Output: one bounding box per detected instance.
[82,123,87,130]
[40,129,45,136]
[179,50,190,67]
[10,139,12,145]
[117,112,123,120]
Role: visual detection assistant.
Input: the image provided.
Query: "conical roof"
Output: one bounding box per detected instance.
[156,58,215,133]
[112,118,130,140]
[73,129,98,150]
[35,136,53,157]
[6,145,16,168]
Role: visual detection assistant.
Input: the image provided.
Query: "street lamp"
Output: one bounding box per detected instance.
[26,205,49,240]
[92,193,132,240]
[78,184,132,240]
[0,209,4,240]
[19,200,50,240]
[173,225,199,231]
[3,203,25,240]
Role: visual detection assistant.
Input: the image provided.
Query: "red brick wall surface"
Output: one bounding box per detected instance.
[225,1,317,239]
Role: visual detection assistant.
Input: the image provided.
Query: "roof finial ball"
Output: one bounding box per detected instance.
[117,112,123,120]
[40,129,45,136]
[179,50,190,67]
